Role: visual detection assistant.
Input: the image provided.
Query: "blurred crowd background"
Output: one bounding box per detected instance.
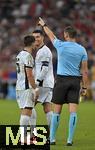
[0,0,95,101]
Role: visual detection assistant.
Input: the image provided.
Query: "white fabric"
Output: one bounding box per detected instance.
[20,115,30,126]
[30,108,37,137]
[16,50,34,90]
[34,45,54,88]
[16,89,35,108]
[91,81,95,89]
[30,108,37,126]
[37,87,53,104]
[46,111,53,127]
[20,115,30,139]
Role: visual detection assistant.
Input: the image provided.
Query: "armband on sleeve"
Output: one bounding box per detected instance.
[38,61,49,81]
[36,79,43,87]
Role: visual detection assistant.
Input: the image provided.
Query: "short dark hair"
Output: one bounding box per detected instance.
[64,26,77,38]
[24,35,35,47]
[32,30,44,36]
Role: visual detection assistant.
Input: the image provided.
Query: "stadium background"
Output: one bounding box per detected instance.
[0,0,95,150]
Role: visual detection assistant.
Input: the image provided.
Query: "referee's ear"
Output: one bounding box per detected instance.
[64,32,69,41]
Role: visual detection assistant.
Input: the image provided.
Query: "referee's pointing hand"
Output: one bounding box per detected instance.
[38,17,45,26]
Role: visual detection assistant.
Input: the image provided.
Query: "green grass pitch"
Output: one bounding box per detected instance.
[0,100,95,150]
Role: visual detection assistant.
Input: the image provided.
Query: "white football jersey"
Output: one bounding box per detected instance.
[35,45,54,88]
[16,50,34,90]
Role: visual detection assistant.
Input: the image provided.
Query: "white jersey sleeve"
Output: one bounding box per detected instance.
[24,54,34,68]
[16,50,34,90]
[35,45,54,88]
[36,51,49,81]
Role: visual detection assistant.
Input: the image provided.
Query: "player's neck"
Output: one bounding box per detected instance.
[68,38,76,42]
[37,42,44,49]
[24,47,32,53]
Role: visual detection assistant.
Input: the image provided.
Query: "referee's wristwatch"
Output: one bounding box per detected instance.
[82,87,87,90]
[42,24,47,28]
[81,87,87,96]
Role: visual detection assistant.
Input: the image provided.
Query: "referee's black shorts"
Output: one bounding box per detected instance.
[52,75,81,105]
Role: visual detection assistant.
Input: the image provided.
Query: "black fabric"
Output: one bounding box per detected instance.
[41,61,49,66]
[24,65,29,89]
[24,107,33,109]
[25,66,33,68]
[52,75,81,104]
[41,61,49,71]
[37,79,43,86]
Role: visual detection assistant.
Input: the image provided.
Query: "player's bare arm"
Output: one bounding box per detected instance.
[26,67,39,100]
[38,17,56,42]
[26,67,36,89]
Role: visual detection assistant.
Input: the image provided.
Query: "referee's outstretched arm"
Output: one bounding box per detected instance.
[38,17,56,42]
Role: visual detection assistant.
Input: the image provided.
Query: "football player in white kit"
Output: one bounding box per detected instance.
[31,30,54,131]
[16,35,39,143]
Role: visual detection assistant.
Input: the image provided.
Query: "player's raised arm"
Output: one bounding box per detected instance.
[38,17,56,42]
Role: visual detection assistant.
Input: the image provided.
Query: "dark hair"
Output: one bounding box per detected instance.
[64,26,77,38]
[32,30,44,36]
[24,35,35,47]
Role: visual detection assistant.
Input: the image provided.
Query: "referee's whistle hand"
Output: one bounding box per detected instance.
[38,17,45,26]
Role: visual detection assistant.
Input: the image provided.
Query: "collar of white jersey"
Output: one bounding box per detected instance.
[38,44,45,50]
[23,49,31,54]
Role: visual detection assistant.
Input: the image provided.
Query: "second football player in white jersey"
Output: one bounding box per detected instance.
[31,30,54,131]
